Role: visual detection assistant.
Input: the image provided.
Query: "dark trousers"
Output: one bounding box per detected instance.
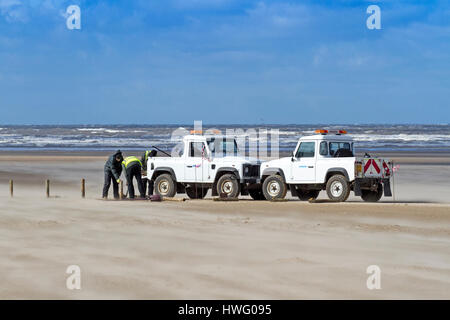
[126,164,145,198]
[103,170,119,199]
[142,178,154,196]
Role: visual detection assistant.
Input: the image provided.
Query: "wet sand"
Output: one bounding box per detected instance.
[0,153,449,299]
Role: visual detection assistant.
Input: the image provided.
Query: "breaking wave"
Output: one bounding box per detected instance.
[0,124,448,152]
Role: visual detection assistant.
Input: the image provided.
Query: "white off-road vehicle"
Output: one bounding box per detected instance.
[260,130,393,202]
[147,133,262,199]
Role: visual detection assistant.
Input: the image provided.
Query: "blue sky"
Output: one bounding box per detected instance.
[0,0,449,124]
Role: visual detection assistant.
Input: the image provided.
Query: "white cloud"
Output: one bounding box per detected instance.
[0,0,64,22]
[0,0,21,7]
[245,2,310,29]
[172,0,232,9]
[0,0,27,22]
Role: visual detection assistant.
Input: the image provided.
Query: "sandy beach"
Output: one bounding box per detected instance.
[0,152,449,299]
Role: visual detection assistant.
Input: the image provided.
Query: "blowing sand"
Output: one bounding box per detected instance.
[0,153,449,299]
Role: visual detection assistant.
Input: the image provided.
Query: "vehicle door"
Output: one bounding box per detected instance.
[291,141,316,182]
[185,141,207,182]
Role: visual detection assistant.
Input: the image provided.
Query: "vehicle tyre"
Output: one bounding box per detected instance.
[154,174,176,197]
[343,188,351,202]
[297,189,320,201]
[361,183,383,202]
[326,174,350,202]
[262,175,287,200]
[186,185,208,199]
[249,189,265,200]
[216,174,240,198]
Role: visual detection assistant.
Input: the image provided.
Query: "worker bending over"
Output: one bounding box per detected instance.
[141,150,157,196]
[122,156,145,199]
[103,150,124,199]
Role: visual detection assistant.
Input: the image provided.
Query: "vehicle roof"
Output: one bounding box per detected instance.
[299,134,354,141]
[183,135,235,141]
[182,133,353,142]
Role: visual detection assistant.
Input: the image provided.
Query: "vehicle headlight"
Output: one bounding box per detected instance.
[244,166,249,174]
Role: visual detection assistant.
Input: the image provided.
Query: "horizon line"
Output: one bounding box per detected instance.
[0,123,449,127]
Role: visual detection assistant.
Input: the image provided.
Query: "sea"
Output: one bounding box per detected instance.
[0,124,449,154]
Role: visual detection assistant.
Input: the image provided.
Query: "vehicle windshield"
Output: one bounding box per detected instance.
[206,138,239,157]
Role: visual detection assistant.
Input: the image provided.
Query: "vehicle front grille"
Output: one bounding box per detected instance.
[243,164,260,177]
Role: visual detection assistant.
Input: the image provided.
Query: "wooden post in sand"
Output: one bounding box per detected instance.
[9,180,13,197]
[119,180,124,199]
[81,179,85,198]
[46,179,50,198]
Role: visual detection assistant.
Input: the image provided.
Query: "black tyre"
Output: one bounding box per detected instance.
[326,174,350,202]
[186,185,208,199]
[154,174,176,197]
[216,174,240,198]
[361,183,383,202]
[297,189,320,201]
[249,189,265,200]
[262,175,287,200]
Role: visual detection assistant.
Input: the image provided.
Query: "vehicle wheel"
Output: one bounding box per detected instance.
[361,183,383,202]
[249,189,265,200]
[186,185,208,199]
[297,189,320,201]
[216,174,240,198]
[326,175,350,202]
[262,175,287,200]
[154,174,176,197]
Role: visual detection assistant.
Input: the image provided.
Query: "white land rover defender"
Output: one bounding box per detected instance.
[147,133,262,199]
[260,130,393,202]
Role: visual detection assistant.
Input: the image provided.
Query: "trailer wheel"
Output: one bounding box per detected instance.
[326,174,350,202]
[297,189,320,201]
[249,189,265,200]
[154,174,176,197]
[262,175,287,200]
[361,184,383,202]
[186,185,208,199]
[216,174,240,199]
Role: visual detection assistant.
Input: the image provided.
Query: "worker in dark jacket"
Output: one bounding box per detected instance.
[102,150,124,199]
[122,156,145,199]
[141,150,157,196]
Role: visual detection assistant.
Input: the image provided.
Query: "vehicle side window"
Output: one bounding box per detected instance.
[295,142,315,158]
[319,141,328,156]
[329,142,351,156]
[207,138,238,156]
[189,142,205,157]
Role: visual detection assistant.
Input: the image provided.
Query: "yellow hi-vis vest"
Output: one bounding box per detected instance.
[122,156,142,169]
[144,150,152,163]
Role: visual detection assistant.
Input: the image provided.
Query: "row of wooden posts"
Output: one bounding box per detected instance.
[7,179,126,199]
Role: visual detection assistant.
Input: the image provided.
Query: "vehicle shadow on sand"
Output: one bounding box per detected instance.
[311,199,436,204]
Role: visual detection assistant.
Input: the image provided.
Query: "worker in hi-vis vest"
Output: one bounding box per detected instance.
[122,156,145,199]
[102,150,124,199]
[141,150,157,196]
